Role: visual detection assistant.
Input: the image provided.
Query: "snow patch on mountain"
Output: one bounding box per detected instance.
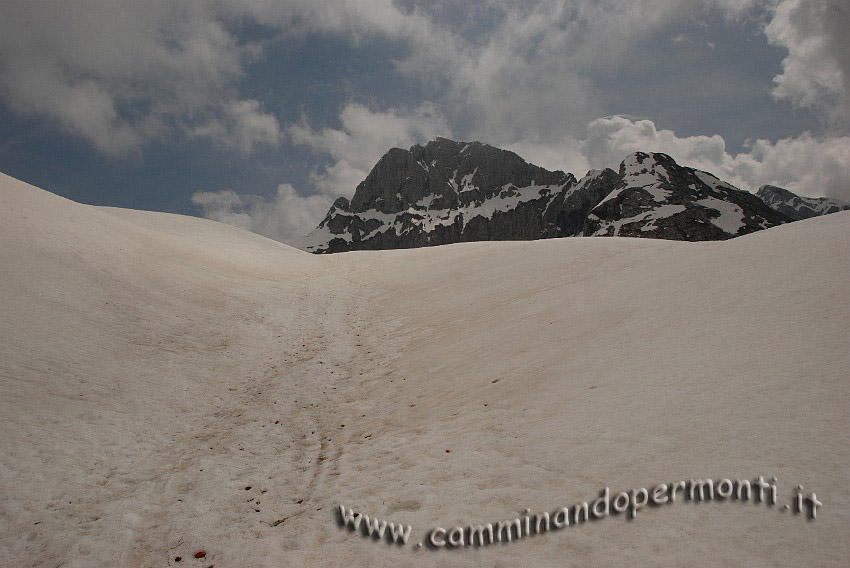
[696,196,745,234]
[584,152,787,240]
[295,143,793,252]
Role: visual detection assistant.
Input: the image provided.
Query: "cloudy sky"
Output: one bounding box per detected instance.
[1,0,848,242]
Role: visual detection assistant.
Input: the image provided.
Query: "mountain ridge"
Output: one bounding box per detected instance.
[584,151,786,240]
[756,184,850,220]
[294,138,837,253]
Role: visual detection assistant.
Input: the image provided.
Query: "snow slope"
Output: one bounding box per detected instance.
[2,173,849,566]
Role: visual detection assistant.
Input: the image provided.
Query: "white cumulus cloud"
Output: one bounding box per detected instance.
[0,1,279,156]
[289,102,451,198]
[765,0,850,128]
[191,184,332,243]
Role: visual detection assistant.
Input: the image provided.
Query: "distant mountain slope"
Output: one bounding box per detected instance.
[584,152,788,240]
[756,184,850,220]
[294,139,796,253]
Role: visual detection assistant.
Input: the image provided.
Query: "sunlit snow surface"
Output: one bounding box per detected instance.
[2,172,850,566]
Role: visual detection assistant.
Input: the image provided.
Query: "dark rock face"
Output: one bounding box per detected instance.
[293,141,795,253]
[349,138,568,213]
[584,152,789,240]
[559,168,622,236]
[756,185,850,221]
[294,138,619,253]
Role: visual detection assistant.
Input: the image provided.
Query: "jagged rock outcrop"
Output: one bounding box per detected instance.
[584,152,789,240]
[756,185,850,221]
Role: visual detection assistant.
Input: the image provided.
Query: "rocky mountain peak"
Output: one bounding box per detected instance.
[346,137,570,216]
[292,142,844,253]
[585,152,787,240]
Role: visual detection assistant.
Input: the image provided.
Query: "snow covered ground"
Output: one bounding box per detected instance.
[1,172,848,566]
